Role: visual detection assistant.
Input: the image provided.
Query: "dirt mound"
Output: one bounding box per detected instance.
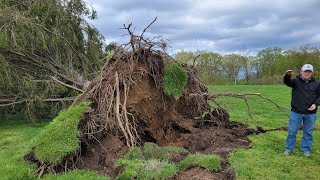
[25,47,257,179]
[76,48,211,146]
[70,48,255,179]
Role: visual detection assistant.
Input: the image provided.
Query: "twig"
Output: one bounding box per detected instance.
[120,17,164,52]
[51,76,84,93]
[141,17,157,37]
[0,97,75,107]
[192,54,201,68]
[92,135,109,152]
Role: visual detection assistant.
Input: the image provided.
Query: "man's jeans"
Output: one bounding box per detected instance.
[285,111,316,153]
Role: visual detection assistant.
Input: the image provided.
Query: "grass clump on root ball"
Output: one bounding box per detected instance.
[33,101,91,164]
[164,62,188,100]
[115,159,177,180]
[143,142,171,161]
[116,143,178,179]
[124,146,144,160]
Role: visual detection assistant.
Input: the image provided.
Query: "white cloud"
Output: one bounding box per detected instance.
[87,0,320,54]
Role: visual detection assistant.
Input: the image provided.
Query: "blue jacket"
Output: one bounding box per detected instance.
[284,74,320,114]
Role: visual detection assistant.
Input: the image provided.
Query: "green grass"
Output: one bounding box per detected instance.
[117,143,216,179]
[33,101,90,164]
[229,131,320,180]
[116,143,181,179]
[0,107,109,180]
[208,85,320,180]
[43,169,111,180]
[177,153,221,171]
[164,63,188,100]
[208,85,292,129]
[115,159,177,180]
[163,146,190,153]
[117,143,179,179]
[144,142,171,161]
[123,146,144,160]
[0,120,43,180]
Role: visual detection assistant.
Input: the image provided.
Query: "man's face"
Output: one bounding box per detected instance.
[301,70,313,80]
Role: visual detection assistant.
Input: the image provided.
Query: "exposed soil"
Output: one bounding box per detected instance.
[77,117,255,179]
[176,167,229,180]
[77,135,128,177]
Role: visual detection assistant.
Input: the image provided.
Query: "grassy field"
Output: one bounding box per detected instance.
[208,85,292,129]
[209,85,320,180]
[0,120,110,180]
[1,85,320,179]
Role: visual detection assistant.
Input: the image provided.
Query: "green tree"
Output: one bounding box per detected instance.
[242,56,256,84]
[283,45,320,79]
[174,50,195,65]
[175,50,223,84]
[0,0,105,121]
[196,51,223,84]
[221,54,246,85]
[256,47,283,78]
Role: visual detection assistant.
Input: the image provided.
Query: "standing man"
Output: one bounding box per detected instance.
[284,64,320,157]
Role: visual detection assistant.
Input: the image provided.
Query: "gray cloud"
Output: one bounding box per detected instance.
[86,0,320,54]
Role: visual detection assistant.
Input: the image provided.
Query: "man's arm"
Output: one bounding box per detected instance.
[309,82,320,111]
[284,70,296,87]
[313,82,320,106]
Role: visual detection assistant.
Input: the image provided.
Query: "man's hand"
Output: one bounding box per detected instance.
[286,70,294,76]
[308,104,316,111]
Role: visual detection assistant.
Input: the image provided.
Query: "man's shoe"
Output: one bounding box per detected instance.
[304,152,310,157]
[283,150,290,156]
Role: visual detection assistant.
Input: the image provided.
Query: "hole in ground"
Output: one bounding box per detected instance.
[140,130,157,143]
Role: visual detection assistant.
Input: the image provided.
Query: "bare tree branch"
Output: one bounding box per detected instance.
[0,97,75,107]
[192,54,201,68]
[50,77,84,93]
[119,17,166,52]
[190,92,288,118]
[141,17,157,37]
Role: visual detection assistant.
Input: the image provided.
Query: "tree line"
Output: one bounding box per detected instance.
[174,46,320,85]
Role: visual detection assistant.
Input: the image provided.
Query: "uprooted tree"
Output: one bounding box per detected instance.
[24,18,286,179]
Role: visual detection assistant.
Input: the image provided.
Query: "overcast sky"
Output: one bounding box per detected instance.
[86,0,320,55]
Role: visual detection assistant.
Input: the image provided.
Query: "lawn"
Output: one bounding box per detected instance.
[0,120,41,180]
[208,84,291,129]
[0,120,109,180]
[1,85,320,179]
[209,85,320,180]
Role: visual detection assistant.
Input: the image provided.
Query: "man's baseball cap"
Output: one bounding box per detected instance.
[301,64,313,72]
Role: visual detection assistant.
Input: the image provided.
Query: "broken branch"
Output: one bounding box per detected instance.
[190,92,288,118]
[50,77,84,93]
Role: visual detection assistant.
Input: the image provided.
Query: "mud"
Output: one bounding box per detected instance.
[78,118,255,179]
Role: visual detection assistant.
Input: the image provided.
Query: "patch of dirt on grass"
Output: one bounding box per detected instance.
[184,122,253,155]
[175,166,233,180]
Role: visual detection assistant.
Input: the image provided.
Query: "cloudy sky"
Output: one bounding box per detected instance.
[86,0,320,55]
